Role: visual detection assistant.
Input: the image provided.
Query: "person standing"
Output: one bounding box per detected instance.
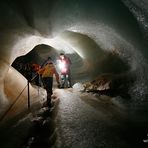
[58,53,72,88]
[38,57,60,107]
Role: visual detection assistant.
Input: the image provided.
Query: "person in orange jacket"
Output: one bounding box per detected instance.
[38,57,60,107]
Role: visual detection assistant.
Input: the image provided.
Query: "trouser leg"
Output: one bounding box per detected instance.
[66,74,72,87]
[47,77,53,106]
[47,92,52,106]
[61,74,66,88]
[42,77,53,106]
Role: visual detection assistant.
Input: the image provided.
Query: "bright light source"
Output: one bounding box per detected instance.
[59,61,65,70]
[57,60,68,73]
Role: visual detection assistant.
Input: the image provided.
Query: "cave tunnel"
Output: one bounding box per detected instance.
[0,0,148,147]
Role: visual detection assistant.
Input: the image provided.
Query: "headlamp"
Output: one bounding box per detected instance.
[58,60,67,73]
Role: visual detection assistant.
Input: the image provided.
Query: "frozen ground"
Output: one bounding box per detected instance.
[53,88,147,148]
[0,88,148,148]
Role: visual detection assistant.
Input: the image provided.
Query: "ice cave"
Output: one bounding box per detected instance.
[0,0,148,147]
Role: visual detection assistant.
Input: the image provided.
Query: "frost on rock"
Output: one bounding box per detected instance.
[72,82,85,92]
[83,74,112,92]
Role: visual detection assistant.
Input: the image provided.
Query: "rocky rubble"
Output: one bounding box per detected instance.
[83,72,135,98]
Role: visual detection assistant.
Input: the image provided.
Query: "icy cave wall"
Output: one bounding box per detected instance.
[0,0,148,116]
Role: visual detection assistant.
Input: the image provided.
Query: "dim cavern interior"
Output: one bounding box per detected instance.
[0,0,148,147]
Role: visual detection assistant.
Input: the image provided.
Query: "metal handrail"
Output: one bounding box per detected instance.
[0,62,44,122]
[0,83,28,122]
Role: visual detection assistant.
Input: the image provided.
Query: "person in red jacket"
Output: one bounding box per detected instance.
[58,53,72,88]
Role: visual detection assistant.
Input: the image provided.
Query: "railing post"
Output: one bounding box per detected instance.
[27,80,30,109]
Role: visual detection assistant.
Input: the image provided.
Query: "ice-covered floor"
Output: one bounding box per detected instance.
[53,89,142,148]
[1,88,148,148]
